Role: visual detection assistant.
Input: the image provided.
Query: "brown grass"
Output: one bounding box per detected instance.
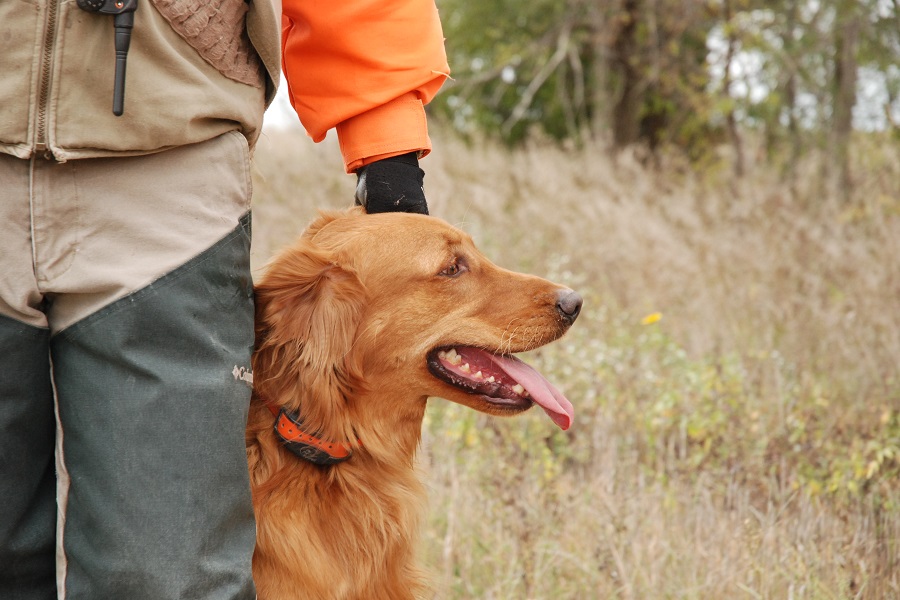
[250,125,900,599]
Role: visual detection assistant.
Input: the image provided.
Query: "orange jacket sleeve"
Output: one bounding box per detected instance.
[281,0,450,173]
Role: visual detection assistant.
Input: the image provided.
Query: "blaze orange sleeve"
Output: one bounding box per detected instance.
[281,1,450,173]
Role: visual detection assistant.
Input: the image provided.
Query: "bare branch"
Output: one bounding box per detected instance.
[502,24,572,135]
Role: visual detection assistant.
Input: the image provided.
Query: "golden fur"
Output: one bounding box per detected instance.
[247,208,579,599]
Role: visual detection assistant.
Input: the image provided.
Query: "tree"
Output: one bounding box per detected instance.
[433,0,900,184]
[434,0,717,154]
[832,1,861,201]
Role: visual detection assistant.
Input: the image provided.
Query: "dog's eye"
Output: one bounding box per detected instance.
[439,258,467,278]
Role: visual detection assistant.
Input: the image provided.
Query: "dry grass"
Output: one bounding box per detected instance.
[249,125,900,599]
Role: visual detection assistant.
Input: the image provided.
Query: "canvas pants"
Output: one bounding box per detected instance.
[0,132,257,599]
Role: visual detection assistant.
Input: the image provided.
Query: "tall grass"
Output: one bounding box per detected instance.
[250,126,900,599]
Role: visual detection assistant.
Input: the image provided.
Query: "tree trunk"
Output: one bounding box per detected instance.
[783,0,801,192]
[722,0,745,178]
[832,5,859,203]
[611,0,643,148]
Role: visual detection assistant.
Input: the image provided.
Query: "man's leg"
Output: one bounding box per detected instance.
[51,216,257,599]
[30,132,258,599]
[0,153,57,600]
[0,317,56,600]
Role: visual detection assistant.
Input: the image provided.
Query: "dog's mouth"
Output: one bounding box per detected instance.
[426,346,573,430]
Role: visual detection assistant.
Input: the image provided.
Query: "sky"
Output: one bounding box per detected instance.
[262,84,304,131]
[267,42,900,135]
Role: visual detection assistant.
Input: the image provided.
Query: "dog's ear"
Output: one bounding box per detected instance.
[253,238,367,440]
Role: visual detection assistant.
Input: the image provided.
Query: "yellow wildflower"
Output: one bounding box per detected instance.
[641,312,663,325]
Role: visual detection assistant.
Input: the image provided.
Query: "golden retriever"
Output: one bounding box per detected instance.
[247,208,582,600]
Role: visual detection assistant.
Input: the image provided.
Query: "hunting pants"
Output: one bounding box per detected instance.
[0,132,257,599]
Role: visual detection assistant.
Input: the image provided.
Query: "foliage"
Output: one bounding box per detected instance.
[250,127,900,598]
[433,0,596,143]
[433,0,900,182]
[419,298,900,597]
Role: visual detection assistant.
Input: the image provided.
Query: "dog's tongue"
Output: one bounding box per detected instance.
[486,354,574,430]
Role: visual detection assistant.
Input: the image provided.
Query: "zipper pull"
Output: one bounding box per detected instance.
[34,143,55,161]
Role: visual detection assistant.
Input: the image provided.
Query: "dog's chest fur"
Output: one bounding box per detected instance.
[247,407,428,600]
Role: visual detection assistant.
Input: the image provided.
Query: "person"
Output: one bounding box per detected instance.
[0,0,449,598]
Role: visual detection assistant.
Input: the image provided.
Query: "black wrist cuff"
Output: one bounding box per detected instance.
[355,152,428,215]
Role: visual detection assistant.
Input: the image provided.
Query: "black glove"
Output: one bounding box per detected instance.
[354,152,428,215]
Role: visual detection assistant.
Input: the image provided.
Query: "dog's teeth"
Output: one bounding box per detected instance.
[439,348,463,365]
[512,384,526,395]
[486,376,495,383]
[460,363,471,373]
[474,371,483,379]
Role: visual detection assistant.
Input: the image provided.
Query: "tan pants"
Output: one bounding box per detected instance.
[0,130,252,331]
[0,132,258,599]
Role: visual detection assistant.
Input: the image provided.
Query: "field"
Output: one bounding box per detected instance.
[249,125,900,599]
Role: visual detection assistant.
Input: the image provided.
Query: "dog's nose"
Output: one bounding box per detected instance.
[556,290,583,324]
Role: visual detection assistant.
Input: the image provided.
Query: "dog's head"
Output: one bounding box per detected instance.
[253,209,581,446]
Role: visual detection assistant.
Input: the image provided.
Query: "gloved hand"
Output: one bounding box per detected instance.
[354,152,429,215]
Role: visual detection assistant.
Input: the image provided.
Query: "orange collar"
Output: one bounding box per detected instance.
[266,403,354,465]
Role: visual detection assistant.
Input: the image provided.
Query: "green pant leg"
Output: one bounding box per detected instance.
[0,315,57,600]
[51,215,257,600]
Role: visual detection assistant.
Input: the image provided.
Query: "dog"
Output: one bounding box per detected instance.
[247,208,582,600]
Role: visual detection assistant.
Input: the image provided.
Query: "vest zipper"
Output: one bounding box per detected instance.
[35,0,60,160]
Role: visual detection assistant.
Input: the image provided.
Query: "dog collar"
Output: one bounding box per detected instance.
[267,404,354,466]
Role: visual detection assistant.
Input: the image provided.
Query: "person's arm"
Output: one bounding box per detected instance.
[281,0,449,176]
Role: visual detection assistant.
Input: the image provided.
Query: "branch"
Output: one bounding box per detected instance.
[502,23,572,135]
